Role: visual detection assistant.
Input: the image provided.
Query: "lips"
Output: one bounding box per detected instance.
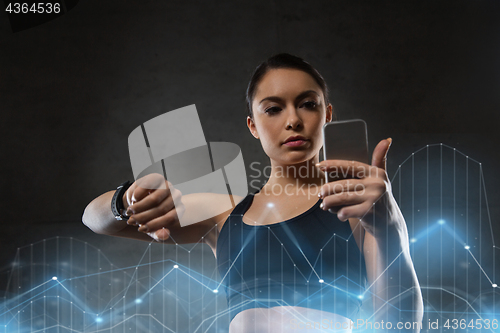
[283,135,308,144]
[282,135,308,146]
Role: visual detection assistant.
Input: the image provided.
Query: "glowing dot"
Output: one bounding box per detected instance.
[135,299,142,304]
[173,265,178,268]
[464,245,470,250]
[358,295,364,300]
[213,289,218,293]
[52,276,57,280]
[410,238,417,243]
[492,284,497,288]
[319,279,324,283]
[267,202,274,208]
[438,219,445,225]
[96,317,103,323]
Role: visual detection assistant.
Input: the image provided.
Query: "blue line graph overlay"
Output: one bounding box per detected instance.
[0,144,498,332]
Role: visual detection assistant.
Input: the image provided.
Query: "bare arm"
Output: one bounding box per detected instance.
[318,138,423,332]
[361,206,424,332]
[82,190,129,235]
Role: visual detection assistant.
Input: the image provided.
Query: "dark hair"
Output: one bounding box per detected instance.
[245,53,331,119]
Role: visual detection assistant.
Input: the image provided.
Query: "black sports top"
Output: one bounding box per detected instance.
[216,189,367,323]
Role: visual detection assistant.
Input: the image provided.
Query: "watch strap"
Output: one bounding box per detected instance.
[111,181,132,221]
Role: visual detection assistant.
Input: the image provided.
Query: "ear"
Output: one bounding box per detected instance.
[325,103,333,123]
[247,116,259,139]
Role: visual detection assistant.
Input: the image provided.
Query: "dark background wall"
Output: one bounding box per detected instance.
[1,0,499,300]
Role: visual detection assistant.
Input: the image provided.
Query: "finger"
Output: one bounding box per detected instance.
[127,216,138,226]
[143,229,170,242]
[317,159,369,170]
[131,177,168,203]
[371,138,392,170]
[131,185,153,203]
[154,228,171,241]
[145,228,171,241]
[138,209,179,233]
[124,183,137,207]
[336,201,373,222]
[319,178,365,197]
[327,206,341,214]
[316,160,376,179]
[320,190,366,212]
[135,173,167,191]
[133,197,176,226]
[129,185,171,214]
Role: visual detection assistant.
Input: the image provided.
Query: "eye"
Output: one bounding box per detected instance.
[301,101,318,109]
[264,106,281,115]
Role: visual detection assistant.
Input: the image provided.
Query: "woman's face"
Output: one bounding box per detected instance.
[248,68,332,166]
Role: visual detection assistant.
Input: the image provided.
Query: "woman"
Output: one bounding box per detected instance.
[83,53,423,332]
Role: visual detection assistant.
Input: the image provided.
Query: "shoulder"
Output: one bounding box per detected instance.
[184,192,247,222]
[201,193,247,252]
[212,194,247,229]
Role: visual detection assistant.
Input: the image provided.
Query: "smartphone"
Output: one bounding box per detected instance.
[322,119,369,182]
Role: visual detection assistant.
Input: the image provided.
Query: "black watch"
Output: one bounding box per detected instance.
[111,181,132,221]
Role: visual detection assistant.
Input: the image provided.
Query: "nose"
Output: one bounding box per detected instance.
[285,107,303,130]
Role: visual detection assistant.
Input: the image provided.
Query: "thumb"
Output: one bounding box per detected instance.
[149,228,170,242]
[371,138,392,170]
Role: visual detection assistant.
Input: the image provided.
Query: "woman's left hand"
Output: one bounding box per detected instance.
[317,138,400,237]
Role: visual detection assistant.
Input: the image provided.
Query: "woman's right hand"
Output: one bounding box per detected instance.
[123,173,185,241]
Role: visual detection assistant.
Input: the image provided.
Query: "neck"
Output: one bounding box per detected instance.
[262,156,326,196]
